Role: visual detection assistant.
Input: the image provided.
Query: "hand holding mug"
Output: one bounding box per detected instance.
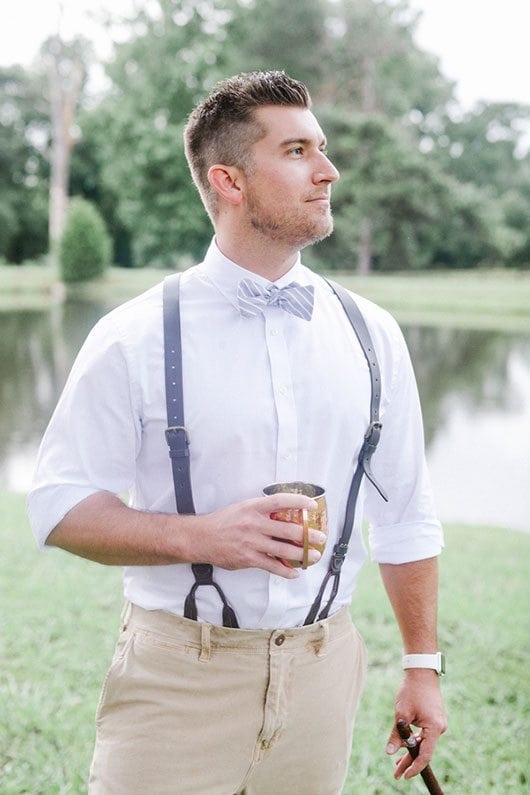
[263,481,328,569]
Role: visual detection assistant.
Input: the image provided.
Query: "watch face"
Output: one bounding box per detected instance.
[439,653,446,676]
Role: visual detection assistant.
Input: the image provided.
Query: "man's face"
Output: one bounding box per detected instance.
[241,105,340,250]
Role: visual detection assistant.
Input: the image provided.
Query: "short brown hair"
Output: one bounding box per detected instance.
[184,70,311,218]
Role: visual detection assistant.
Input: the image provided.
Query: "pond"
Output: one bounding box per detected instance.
[1,300,529,532]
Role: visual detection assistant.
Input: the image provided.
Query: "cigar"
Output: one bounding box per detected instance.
[396,720,445,795]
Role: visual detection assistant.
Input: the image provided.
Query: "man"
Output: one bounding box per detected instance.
[28,71,446,794]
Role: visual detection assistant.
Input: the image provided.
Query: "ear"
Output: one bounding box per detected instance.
[208,164,244,207]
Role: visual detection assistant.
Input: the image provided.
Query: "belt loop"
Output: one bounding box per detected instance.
[120,601,132,632]
[199,622,212,662]
[315,619,330,658]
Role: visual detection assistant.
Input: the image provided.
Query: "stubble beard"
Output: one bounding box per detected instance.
[246,194,334,250]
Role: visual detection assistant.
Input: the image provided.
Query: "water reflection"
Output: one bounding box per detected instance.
[1,302,528,531]
[0,301,103,492]
[404,327,526,446]
[404,327,530,532]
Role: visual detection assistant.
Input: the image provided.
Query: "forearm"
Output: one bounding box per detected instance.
[381,556,447,779]
[379,556,439,652]
[45,491,200,566]
[45,489,323,577]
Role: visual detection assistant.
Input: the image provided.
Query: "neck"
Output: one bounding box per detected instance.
[214,226,300,281]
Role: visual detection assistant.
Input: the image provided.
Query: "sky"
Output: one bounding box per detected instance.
[0,0,529,110]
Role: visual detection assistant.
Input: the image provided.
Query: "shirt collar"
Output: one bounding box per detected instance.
[197,237,308,306]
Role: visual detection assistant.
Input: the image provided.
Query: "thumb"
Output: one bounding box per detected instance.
[385,724,403,756]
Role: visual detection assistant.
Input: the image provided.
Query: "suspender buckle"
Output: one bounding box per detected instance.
[364,420,382,448]
[165,425,190,458]
[330,542,349,573]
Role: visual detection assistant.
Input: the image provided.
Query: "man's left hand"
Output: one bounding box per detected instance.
[385,669,447,780]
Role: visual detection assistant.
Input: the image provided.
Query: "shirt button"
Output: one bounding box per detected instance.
[270,329,278,336]
[279,386,288,396]
[275,634,286,646]
[282,452,291,460]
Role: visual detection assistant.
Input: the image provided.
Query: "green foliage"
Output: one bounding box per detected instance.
[0,66,49,262]
[317,0,453,115]
[307,110,461,270]
[82,0,228,266]
[224,0,326,88]
[433,102,530,268]
[76,0,460,270]
[3,0,530,270]
[69,110,133,266]
[100,114,211,267]
[59,198,111,283]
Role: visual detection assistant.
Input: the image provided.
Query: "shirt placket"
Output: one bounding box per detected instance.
[263,308,298,481]
[259,307,299,628]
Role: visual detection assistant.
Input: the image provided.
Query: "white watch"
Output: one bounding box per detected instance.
[402,652,446,676]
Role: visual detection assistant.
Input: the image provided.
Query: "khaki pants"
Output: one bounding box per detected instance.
[88,603,367,795]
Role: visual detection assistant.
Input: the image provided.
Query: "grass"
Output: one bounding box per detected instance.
[1,493,528,793]
[1,263,529,333]
[347,523,530,793]
[336,269,530,334]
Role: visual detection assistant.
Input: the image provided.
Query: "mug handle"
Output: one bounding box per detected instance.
[301,508,309,569]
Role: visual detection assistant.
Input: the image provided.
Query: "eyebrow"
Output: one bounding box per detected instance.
[280,137,328,149]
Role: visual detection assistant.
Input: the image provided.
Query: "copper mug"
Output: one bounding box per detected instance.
[263,481,328,569]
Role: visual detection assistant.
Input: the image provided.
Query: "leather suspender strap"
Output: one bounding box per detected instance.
[163,273,195,515]
[163,274,239,629]
[303,279,388,626]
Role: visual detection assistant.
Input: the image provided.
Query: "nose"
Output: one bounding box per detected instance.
[314,151,340,184]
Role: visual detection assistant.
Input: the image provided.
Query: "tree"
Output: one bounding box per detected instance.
[432,102,530,267]
[225,0,455,272]
[86,0,239,266]
[316,0,454,271]
[40,34,91,250]
[64,0,528,271]
[69,108,133,266]
[0,66,49,262]
[59,197,111,282]
[223,0,326,88]
[303,110,459,271]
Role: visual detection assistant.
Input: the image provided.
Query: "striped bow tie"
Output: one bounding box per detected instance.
[237,278,315,321]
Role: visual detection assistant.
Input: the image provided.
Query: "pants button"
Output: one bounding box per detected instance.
[275,634,286,646]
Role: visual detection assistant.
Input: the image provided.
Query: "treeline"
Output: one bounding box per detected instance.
[1,0,530,272]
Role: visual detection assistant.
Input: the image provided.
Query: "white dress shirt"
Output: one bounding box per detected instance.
[28,239,443,628]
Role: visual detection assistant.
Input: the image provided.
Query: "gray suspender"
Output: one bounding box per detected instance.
[162,274,387,628]
[303,278,387,624]
[163,274,239,628]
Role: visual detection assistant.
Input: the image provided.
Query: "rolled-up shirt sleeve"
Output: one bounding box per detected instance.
[364,321,444,564]
[27,316,141,549]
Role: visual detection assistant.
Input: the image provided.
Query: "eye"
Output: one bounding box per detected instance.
[288,146,304,156]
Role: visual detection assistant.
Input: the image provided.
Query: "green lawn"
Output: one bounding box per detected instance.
[1,493,528,793]
[1,263,529,333]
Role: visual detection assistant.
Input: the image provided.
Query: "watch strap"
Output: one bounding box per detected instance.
[402,652,446,675]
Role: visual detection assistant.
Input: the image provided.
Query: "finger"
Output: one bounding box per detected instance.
[266,517,326,547]
[385,725,405,756]
[253,552,301,579]
[259,493,318,513]
[403,737,435,780]
[393,752,412,780]
[400,727,442,780]
[264,536,322,566]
